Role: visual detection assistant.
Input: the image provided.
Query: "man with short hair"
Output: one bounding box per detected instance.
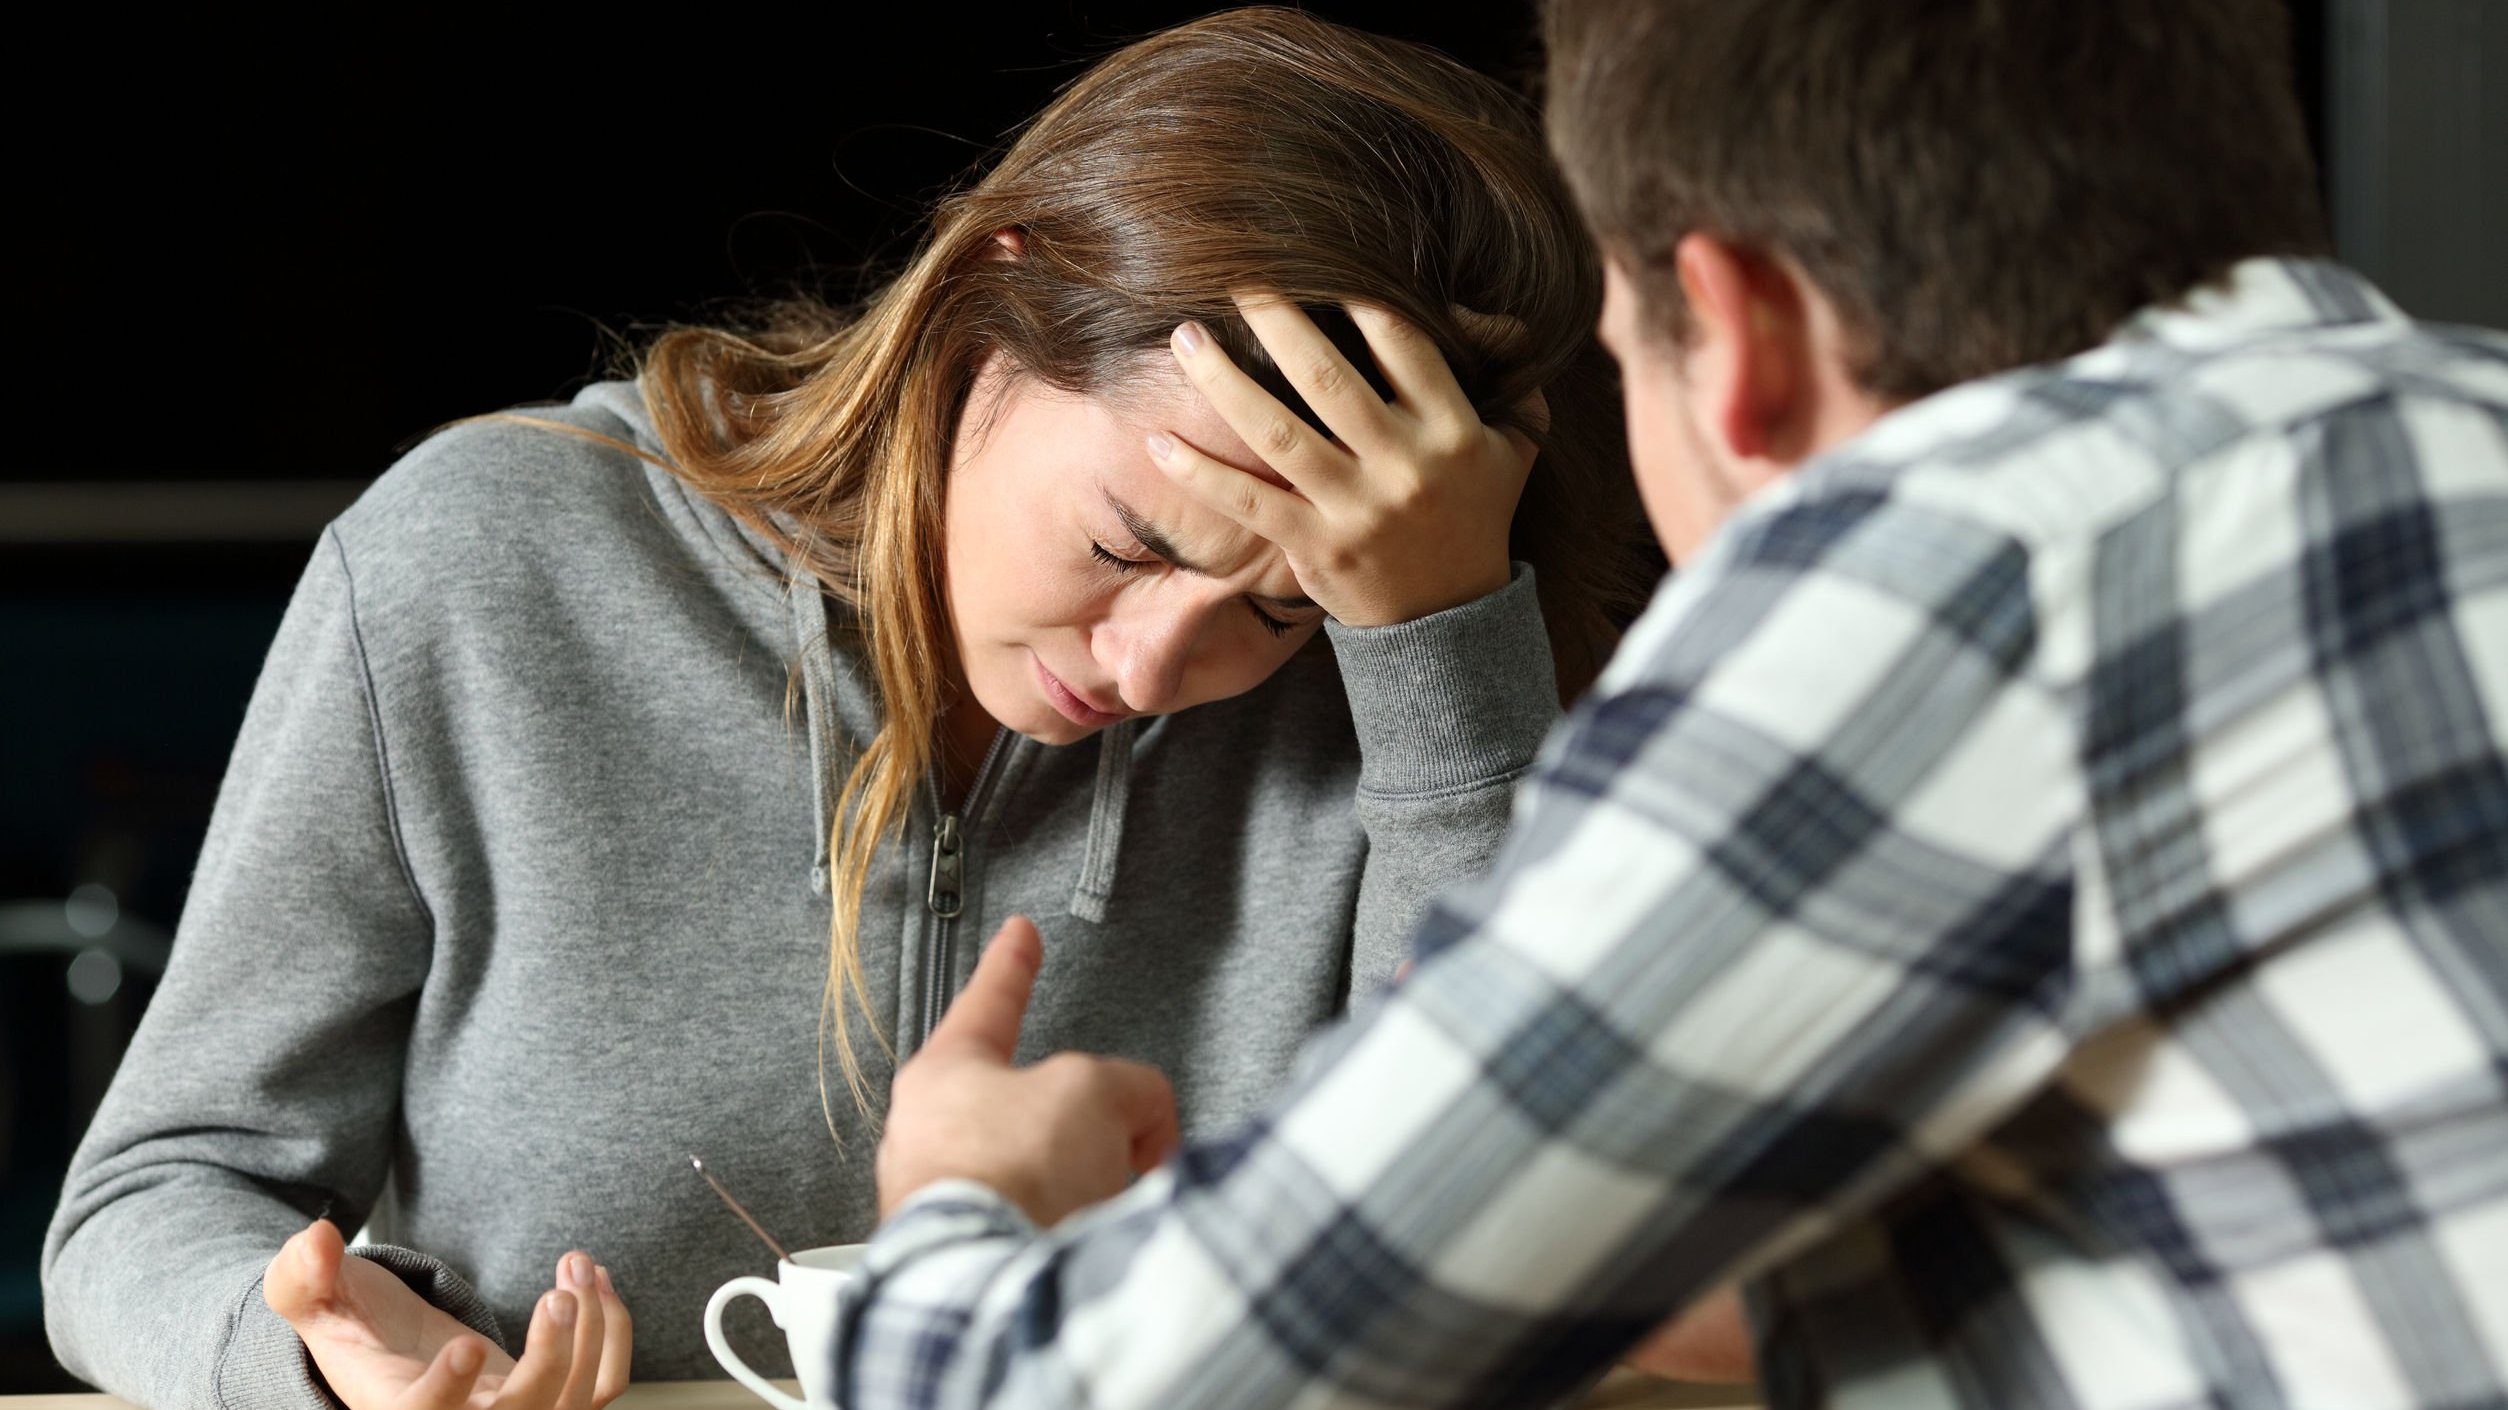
[840,2,2508,1406]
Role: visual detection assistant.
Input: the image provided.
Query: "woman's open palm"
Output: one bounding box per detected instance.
[263,1219,633,1410]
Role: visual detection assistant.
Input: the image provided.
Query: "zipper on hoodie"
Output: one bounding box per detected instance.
[921,728,1010,1047]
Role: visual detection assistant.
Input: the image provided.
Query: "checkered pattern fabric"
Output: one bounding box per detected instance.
[835,259,2508,1409]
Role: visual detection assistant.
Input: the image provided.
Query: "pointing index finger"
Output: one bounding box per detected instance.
[924,917,1042,1062]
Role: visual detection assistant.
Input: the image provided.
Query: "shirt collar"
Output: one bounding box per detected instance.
[2112,256,2409,351]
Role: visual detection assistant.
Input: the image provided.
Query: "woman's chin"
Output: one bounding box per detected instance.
[983,694,1099,747]
[1022,713,1108,746]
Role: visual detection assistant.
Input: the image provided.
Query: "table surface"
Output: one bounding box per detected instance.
[1,1368,1760,1409]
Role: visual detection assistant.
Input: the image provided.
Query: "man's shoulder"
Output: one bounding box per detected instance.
[1808,293,2507,563]
[1599,262,2508,701]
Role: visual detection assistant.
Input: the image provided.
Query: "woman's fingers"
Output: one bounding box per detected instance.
[1146,432,1317,551]
[591,1265,634,1406]
[1343,301,1474,417]
[262,1220,345,1326]
[1163,296,1531,626]
[394,1336,490,1410]
[1168,321,1349,494]
[1347,302,1544,455]
[554,1254,604,1409]
[1228,294,1397,454]
[491,1289,580,1408]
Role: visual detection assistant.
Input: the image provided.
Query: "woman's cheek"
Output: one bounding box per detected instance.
[1043,567,1123,639]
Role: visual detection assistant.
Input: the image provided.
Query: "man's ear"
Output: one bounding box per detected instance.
[1671,233,1807,465]
[988,227,1027,259]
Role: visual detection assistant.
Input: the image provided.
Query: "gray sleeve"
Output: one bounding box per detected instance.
[40,530,499,1409]
[1323,564,1558,1000]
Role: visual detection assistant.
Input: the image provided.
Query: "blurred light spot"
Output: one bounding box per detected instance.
[68,948,124,1005]
[66,883,120,938]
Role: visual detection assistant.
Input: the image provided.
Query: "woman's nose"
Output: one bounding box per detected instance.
[1103,602,1199,715]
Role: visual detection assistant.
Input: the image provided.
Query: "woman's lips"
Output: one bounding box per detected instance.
[1033,654,1128,728]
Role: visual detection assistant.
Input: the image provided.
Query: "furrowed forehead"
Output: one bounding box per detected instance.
[1098,487,1315,610]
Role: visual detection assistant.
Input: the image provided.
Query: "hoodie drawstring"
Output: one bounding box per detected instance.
[788,572,846,896]
[1067,718,1135,923]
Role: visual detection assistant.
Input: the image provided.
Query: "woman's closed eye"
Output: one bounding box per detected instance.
[1090,540,1151,573]
[1090,540,1302,637]
[1246,603,1300,638]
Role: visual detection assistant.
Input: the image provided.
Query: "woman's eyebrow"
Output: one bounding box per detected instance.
[1106,493,1317,610]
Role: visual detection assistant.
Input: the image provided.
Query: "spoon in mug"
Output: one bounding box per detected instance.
[689,1153,794,1262]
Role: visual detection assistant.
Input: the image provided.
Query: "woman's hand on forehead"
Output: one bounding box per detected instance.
[1146,292,1541,628]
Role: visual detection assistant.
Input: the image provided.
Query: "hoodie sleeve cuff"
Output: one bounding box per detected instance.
[219,1245,509,1410]
[1324,563,1558,797]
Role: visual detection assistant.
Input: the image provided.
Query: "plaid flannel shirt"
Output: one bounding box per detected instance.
[835,258,2508,1409]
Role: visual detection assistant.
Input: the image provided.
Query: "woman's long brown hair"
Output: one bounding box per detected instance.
[637,7,1651,1127]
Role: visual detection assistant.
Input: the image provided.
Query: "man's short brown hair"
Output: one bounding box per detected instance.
[1543,0,2333,401]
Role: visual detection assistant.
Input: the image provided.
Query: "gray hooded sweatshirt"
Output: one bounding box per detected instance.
[41,380,1562,1408]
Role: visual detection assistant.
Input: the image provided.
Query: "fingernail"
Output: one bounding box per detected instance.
[447,1339,484,1376]
[1172,321,1206,355]
[547,1290,578,1326]
[597,1264,616,1296]
[564,1252,591,1288]
[1145,432,1175,461]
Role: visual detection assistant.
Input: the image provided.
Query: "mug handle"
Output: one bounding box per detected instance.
[705,1275,809,1410]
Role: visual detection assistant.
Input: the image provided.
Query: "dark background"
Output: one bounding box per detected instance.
[4,0,2488,1394]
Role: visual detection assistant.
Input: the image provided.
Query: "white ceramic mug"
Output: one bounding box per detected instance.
[704,1244,867,1409]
